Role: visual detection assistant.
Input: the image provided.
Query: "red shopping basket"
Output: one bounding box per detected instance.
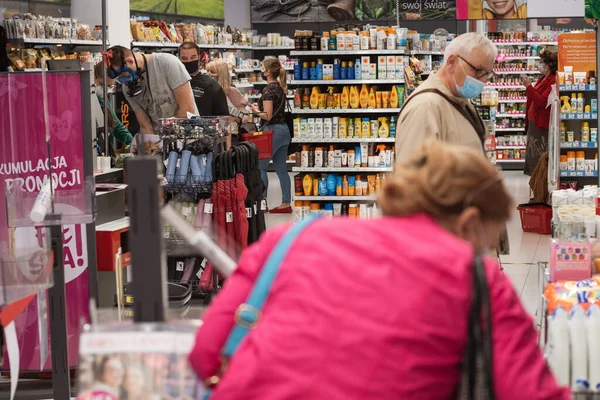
[517,203,552,235]
[241,130,274,160]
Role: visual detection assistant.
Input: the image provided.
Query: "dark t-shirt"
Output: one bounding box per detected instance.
[190,73,229,116]
[259,82,286,124]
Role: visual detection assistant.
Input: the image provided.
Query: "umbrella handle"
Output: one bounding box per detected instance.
[213,152,222,180]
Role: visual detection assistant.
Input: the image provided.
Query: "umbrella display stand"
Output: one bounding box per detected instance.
[157,117,230,301]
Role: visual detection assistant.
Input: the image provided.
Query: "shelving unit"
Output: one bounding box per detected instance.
[293,167,392,173]
[290,49,405,56]
[558,83,599,185]
[291,79,404,85]
[295,195,378,201]
[293,108,401,114]
[292,138,395,143]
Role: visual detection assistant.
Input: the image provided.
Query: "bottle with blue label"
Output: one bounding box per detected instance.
[310,61,317,80]
[355,59,361,80]
[333,59,341,80]
[348,61,355,80]
[294,60,301,81]
[316,59,324,80]
[301,62,309,80]
[390,116,396,138]
[341,61,348,80]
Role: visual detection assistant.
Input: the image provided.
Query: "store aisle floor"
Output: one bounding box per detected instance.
[264,171,547,319]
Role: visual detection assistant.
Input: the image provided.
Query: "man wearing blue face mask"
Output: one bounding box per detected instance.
[395,32,497,161]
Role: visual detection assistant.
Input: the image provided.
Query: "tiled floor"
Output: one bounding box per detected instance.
[264,170,547,319]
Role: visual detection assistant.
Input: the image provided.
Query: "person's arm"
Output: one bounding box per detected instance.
[253,100,273,121]
[485,259,571,400]
[395,96,443,161]
[172,81,196,117]
[105,99,134,145]
[525,78,552,108]
[162,53,196,116]
[188,225,288,381]
[135,108,155,134]
[214,87,231,116]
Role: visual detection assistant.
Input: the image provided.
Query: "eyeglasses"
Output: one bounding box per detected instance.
[458,56,495,81]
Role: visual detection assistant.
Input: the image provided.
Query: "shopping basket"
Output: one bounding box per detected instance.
[240,130,274,160]
[517,203,552,235]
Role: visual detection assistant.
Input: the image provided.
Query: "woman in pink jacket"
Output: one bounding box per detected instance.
[189,140,570,400]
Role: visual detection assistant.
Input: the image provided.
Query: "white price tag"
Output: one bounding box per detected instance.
[176,261,184,272]
[201,258,208,268]
[261,200,267,211]
[204,203,214,214]
[246,208,252,218]
[254,204,258,213]
[182,206,192,217]
[163,231,170,239]
[226,212,234,223]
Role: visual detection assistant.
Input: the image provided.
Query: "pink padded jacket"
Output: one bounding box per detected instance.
[189,214,570,400]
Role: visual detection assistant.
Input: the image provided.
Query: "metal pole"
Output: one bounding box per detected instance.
[102,0,109,159]
[126,157,167,323]
[48,224,70,399]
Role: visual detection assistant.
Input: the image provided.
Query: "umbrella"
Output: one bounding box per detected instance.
[232,146,249,257]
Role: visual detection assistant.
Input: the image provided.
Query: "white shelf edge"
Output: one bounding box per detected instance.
[292,108,401,114]
[290,49,406,56]
[496,114,526,118]
[486,85,527,90]
[294,196,378,201]
[495,128,526,131]
[497,159,526,162]
[291,79,404,85]
[498,99,527,103]
[292,138,396,143]
[496,146,526,149]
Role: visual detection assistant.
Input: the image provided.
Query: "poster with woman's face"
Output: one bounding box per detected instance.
[457,0,528,19]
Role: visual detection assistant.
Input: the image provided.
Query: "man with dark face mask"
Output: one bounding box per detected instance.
[104,45,197,139]
[179,42,229,117]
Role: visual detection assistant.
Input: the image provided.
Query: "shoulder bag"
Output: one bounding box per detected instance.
[202,216,319,399]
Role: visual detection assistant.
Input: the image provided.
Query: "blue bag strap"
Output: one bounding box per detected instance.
[222,215,319,358]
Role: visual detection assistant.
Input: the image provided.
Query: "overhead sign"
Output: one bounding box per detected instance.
[457,0,527,20]
[398,0,457,20]
[558,32,596,78]
[130,0,224,20]
[528,0,584,17]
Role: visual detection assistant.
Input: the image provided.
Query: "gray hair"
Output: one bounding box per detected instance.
[444,32,498,64]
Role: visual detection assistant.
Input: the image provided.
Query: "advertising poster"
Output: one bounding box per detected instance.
[586,0,600,18]
[397,0,456,20]
[528,0,584,17]
[130,0,224,20]
[557,32,596,77]
[251,0,397,23]
[457,0,527,20]
[0,72,90,370]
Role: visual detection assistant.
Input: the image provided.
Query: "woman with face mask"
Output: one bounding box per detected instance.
[189,140,570,400]
[249,57,292,213]
[522,49,557,176]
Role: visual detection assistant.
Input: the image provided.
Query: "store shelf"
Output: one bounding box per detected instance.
[290,49,405,56]
[236,67,294,73]
[492,41,558,46]
[293,167,392,172]
[493,70,540,75]
[497,159,525,163]
[558,84,598,92]
[495,128,526,132]
[131,41,253,50]
[408,50,444,56]
[292,108,401,114]
[498,99,527,103]
[253,46,295,50]
[247,95,294,99]
[234,83,254,89]
[131,41,179,48]
[292,137,396,143]
[561,113,598,120]
[486,85,527,90]
[9,37,106,46]
[291,79,404,85]
[501,56,540,61]
[560,170,599,177]
[496,113,526,118]
[496,146,526,150]
[560,141,598,149]
[294,196,378,201]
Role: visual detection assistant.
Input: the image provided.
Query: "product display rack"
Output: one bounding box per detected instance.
[558,83,599,187]
[293,167,393,173]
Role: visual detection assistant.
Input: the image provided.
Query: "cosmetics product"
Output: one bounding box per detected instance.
[302,201,311,218]
[370,119,379,138]
[326,174,336,196]
[318,178,328,195]
[342,175,349,196]
[333,203,342,216]
[313,178,319,196]
[354,146,361,167]
[307,118,316,138]
[303,174,313,196]
[359,204,368,219]
[324,203,334,217]
[315,147,324,168]
[294,175,303,195]
[30,180,53,223]
[387,56,396,79]
[294,200,303,221]
[301,145,309,168]
[348,175,356,195]
[314,118,324,138]
[324,118,333,138]
[329,145,335,168]
[341,152,348,167]
[361,142,368,167]
[355,176,363,196]
[336,176,342,196]
[332,116,339,138]
[564,66,574,85]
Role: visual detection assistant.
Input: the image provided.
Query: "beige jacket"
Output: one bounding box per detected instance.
[395,73,485,161]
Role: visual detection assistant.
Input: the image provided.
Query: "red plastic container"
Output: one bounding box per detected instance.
[241,130,274,160]
[517,203,552,235]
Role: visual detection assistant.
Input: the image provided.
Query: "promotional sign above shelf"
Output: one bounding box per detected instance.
[130,0,224,20]
[457,0,584,19]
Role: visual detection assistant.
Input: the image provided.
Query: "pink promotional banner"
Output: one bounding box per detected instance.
[457,0,528,19]
[0,72,90,370]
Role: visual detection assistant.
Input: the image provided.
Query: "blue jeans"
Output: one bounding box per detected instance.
[259,123,291,204]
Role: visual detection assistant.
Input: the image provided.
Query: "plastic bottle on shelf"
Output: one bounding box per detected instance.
[582,122,590,142]
[316,59,323,80]
[355,59,362,80]
[328,31,337,51]
[571,93,577,112]
[560,122,566,142]
[578,93,585,113]
[321,32,329,51]
[348,61,355,80]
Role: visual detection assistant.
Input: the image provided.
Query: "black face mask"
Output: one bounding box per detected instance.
[183,60,199,76]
